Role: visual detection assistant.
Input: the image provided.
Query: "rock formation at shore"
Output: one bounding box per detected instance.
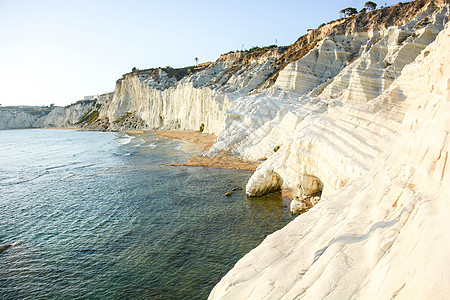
[2,0,449,297]
[210,21,450,298]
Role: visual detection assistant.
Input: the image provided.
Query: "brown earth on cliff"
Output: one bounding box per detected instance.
[255,0,444,90]
[113,0,442,97]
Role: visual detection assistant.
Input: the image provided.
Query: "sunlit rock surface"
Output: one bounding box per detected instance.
[230,2,448,197]
[42,95,110,128]
[245,168,283,197]
[209,21,450,300]
[0,108,42,129]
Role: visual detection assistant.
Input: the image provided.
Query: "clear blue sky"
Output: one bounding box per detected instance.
[0,0,397,106]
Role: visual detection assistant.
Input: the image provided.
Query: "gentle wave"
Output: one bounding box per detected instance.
[133,138,146,147]
[142,143,157,149]
[44,162,80,171]
[0,173,47,186]
[116,134,135,145]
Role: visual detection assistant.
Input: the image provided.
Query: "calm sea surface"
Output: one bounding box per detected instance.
[0,129,292,299]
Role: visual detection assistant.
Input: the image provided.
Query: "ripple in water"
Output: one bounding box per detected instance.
[0,129,293,299]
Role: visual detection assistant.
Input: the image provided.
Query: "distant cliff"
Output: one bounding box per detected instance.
[43,93,113,129]
[0,106,52,130]
[0,93,113,130]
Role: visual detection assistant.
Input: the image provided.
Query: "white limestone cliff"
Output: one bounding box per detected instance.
[230,2,448,197]
[49,93,112,128]
[209,19,450,300]
[99,50,282,133]
[0,108,41,130]
[0,94,112,130]
[42,100,98,128]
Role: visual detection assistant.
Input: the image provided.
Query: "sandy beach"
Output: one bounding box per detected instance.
[155,130,217,150]
[168,154,260,171]
[154,130,261,170]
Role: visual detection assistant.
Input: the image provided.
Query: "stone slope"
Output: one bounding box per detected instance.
[228,1,448,198]
[209,21,450,300]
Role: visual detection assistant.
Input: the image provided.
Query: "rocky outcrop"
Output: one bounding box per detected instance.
[210,19,450,300]
[230,1,448,198]
[42,93,113,128]
[245,168,283,197]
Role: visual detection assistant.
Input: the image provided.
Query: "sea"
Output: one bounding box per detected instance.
[0,129,293,299]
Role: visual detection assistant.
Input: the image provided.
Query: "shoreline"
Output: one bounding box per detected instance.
[154,130,261,170]
[155,130,217,151]
[36,128,264,172]
[167,155,261,171]
[158,130,295,199]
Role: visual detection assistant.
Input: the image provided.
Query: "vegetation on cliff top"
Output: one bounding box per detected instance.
[119,0,436,93]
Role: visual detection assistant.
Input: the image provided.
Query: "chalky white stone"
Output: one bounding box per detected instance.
[245,168,283,197]
[209,20,450,299]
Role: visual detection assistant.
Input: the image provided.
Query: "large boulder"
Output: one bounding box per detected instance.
[245,168,283,197]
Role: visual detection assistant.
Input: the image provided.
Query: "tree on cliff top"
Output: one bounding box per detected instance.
[364,1,377,11]
[340,7,358,17]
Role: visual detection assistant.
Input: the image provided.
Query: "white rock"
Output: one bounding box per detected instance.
[209,20,450,300]
[290,199,306,213]
[245,168,283,197]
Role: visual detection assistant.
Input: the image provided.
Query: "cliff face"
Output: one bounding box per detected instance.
[0,106,52,130]
[0,94,113,130]
[98,47,283,133]
[43,93,113,128]
[210,21,450,299]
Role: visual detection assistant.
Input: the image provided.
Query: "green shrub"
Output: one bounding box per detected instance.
[340,7,358,17]
[77,109,99,125]
[199,123,205,132]
[364,1,377,11]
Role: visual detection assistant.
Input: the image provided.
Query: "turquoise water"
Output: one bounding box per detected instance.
[0,129,292,299]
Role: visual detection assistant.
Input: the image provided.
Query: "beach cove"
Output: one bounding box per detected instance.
[0,129,293,299]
